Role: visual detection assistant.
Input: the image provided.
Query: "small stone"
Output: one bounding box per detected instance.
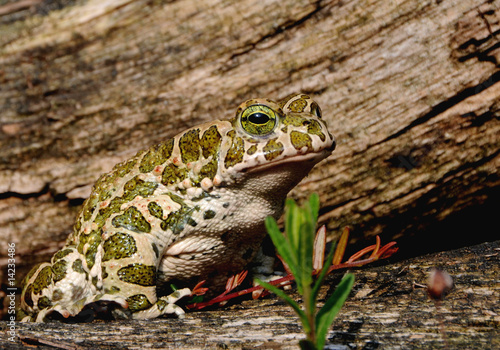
[427,268,453,300]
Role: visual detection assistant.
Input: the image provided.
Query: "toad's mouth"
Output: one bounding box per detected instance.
[245,146,335,174]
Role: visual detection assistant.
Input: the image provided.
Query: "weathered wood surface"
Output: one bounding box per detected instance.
[0,0,499,338]
[1,240,498,349]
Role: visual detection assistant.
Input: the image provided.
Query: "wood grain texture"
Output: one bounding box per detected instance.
[2,240,498,349]
[0,0,499,341]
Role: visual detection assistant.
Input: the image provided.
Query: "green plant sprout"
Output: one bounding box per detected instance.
[256,193,355,350]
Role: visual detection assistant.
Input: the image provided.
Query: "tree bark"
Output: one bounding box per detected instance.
[0,0,498,340]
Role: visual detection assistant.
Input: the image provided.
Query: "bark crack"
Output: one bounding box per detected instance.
[0,183,50,200]
[377,70,500,145]
[228,0,324,60]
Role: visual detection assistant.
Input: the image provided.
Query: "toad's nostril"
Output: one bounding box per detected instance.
[302,120,311,126]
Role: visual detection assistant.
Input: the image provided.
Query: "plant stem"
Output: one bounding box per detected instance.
[303,282,316,347]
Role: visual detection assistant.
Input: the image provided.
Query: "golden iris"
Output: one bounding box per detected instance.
[240,105,277,136]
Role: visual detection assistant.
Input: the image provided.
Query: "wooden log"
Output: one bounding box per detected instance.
[0,0,498,337]
[3,240,498,349]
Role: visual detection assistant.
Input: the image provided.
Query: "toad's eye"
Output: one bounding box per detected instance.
[240,105,277,136]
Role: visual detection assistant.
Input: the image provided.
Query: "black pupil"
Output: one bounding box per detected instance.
[248,112,269,124]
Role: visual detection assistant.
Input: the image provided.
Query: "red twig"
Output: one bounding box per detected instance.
[186,230,398,311]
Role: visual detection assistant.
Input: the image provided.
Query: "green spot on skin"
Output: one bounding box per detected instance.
[199,158,218,180]
[246,145,257,155]
[148,202,164,220]
[191,191,220,202]
[102,266,108,280]
[288,97,308,112]
[263,138,284,161]
[139,139,174,173]
[95,198,125,229]
[82,157,140,220]
[157,299,168,312]
[94,177,157,232]
[81,191,99,222]
[72,259,85,274]
[112,206,152,234]
[307,120,326,141]
[74,219,82,233]
[51,260,67,283]
[171,290,184,298]
[278,94,309,109]
[72,286,85,301]
[127,294,153,312]
[113,157,139,178]
[290,131,313,151]
[24,284,34,307]
[200,125,222,158]
[52,289,64,302]
[37,296,52,310]
[32,266,53,295]
[108,286,121,294]
[169,193,185,205]
[160,221,168,231]
[203,210,216,220]
[97,187,113,203]
[77,229,102,270]
[179,128,201,163]
[152,243,159,258]
[224,132,245,168]
[103,232,138,261]
[118,264,156,286]
[123,177,158,199]
[162,163,188,186]
[161,203,200,234]
[282,114,306,127]
[53,249,73,262]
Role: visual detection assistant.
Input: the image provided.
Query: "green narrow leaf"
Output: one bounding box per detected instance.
[298,220,314,295]
[255,278,311,334]
[285,199,306,291]
[308,193,320,225]
[284,198,295,244]
[287,199,301,254]
[300,194,319,290]
[265,216,299,278]
[315,274,355,350]
[299,196,319,317]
